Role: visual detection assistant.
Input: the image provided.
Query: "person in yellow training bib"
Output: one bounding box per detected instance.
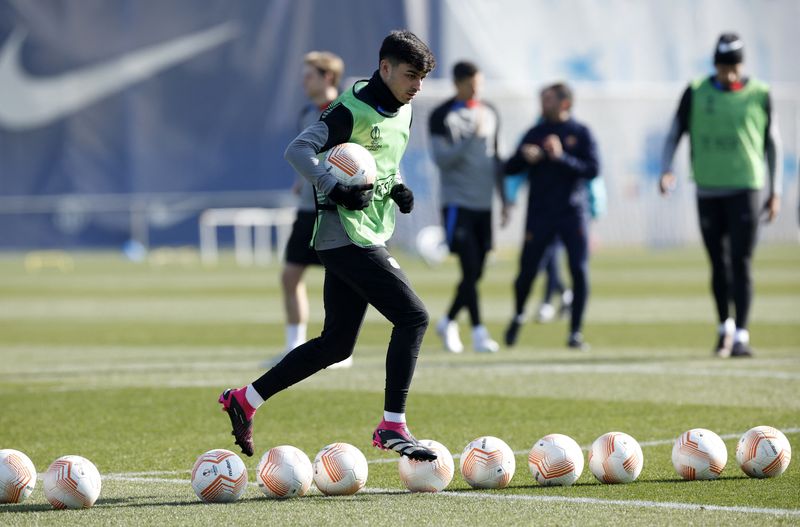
[660,33,783,358]
[219,31,439,462]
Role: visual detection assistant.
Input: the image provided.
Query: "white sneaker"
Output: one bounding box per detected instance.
[472,325,499,353]
[327,356,354,369]
[535,303,556,323]
[559,289,573,319]
[436,317,464,353]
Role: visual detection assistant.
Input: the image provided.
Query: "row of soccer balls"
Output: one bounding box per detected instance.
[0,425,791,507]
[192,425,792,502]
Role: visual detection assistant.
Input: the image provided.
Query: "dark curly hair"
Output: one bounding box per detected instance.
[379,30,436,75]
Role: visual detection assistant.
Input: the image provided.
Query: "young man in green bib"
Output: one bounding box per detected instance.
[660,33,783,358]
[219,31,438,461]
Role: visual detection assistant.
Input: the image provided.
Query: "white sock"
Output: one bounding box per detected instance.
[735,328,750,344]
[245,384,264,409]
[383,411,406,423]
[285,323,307,349]
[719,318,735,335]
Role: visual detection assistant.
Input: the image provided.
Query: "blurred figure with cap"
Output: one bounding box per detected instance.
[660,32,783,358]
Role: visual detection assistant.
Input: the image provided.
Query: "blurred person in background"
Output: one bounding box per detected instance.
[532,174,606,324]
[660,33,782,358]
[265,51,352,369]
[220,30,439,462]
[503,82,600,351]
[428,60,507,354]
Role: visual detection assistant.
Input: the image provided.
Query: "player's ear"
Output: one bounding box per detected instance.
[379,58,391,76]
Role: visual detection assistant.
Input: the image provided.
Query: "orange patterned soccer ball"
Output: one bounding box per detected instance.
[256,445,313,498]
[191,449,248,503]
[322,143,377,187]
[398,440,454,492]
[460,436,516,489]
[0,449,37,504]
[43,455,102,509]
[588,432,644,484]
[312,442,368,496]
[736,426,792,478]
[671,428,727,480]
[528,433,584,486]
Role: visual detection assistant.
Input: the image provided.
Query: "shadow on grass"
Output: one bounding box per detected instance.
[86,490,409,509]
[631,474,752,484]
[1,497,139,514]
[1,490,417,513]
[447,474,752,493]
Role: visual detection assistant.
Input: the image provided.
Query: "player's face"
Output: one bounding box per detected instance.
[540,89,563,121]
[381,60,425,104]
[715,63,743,87]
[455,73,482,100]
[302,64,327,99]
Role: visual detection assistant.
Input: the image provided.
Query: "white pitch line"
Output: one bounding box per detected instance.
[93,476,800,517]
[6,359,800,381]
[500,363,800,381]
[102,475,193,485]
[437,491,800,517]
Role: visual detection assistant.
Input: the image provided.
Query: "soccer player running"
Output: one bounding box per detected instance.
[660,33,782,358]
[503,82,599,351]
[219,31,438,461]
[429,61,507,354]
[266,51,351,369]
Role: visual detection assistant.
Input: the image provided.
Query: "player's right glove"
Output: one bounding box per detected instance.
[328,182,374,211]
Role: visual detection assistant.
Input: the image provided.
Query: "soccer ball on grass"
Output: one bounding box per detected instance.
[256,445,313,498]
[398,439,454,492]
[528,433,584,486]
[671,428,727,480]
[736,425,792,478]
[0,449,37,504]
[43,455,102,509]
[588,432,643,484]
[312,442,368,496]
[191,449,248,503]
[460,436,516,489]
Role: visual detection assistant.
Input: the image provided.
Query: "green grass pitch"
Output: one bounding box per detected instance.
[0,244,798,526]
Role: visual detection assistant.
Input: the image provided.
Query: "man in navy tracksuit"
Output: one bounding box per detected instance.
[503,82,599,350]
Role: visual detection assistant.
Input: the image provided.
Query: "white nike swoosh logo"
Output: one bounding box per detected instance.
[0,22,239,130]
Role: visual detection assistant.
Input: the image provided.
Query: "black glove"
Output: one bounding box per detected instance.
[390,184,414,213]
[328,182,374,211]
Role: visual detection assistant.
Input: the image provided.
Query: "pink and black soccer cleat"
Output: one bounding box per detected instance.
[372,419,437,461]
[218,388,256,457]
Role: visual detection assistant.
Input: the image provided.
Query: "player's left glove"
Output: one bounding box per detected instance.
[390,184,414,214]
